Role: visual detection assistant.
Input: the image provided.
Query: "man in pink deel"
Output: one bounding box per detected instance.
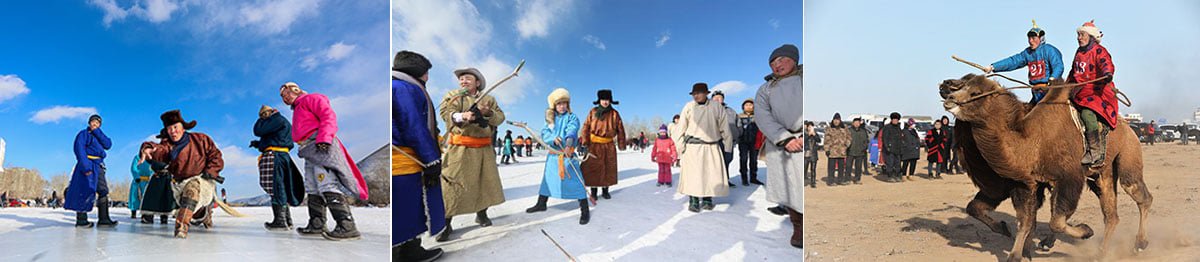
[280,82,369,241]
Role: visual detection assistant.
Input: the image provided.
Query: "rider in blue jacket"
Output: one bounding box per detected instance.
[986,20,1064,105]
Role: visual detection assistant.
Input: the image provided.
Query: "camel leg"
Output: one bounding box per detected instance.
[967,191,1012,237]
[1089,169,1121,256]
[1008,186,1037,262]
[1117,163,1152,252]
[1047,175,1094,241]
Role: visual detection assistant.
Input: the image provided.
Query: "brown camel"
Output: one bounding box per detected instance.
[939,74,1152,261]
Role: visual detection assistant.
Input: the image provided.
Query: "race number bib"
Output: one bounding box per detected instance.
[1027,60,1046,80]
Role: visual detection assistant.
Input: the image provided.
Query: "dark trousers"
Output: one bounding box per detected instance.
[738,146,759,183]
[719,143,733,183]
[848,155,866,182]
[827,157,846,184]
[901,160,917,177]
[883,153,901,178]
[804,156,818,185]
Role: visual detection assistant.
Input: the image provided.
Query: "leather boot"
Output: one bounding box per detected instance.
[1088,128,1109,170]
[265,204,289,230]
[175,208,194,238]
[96,197,118,227]
[475,208,492,227]
[75,212,94,228]
[297,194,327,235]
[787,207,802,249]
[435,218,453,242]
[578,199,591,225]
[393,238,443,262]
[283,205,294,228]
[321,193,360,241]
[525,195,549,213]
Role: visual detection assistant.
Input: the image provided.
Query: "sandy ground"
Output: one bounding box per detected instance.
[0,206,391,261]
[805,143,1200,261]
[419,150,801,261]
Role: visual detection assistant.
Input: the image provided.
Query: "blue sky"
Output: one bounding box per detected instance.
[392,0,802,136]
[0,1,389,200]
[805,0,1200,124]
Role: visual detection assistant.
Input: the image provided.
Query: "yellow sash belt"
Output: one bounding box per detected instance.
[87,155,101,160]
[392,146,423,175]
[265,146,290,153]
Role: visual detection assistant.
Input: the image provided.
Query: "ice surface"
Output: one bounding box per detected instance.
[421,150,801,261]
[0,206,390,261]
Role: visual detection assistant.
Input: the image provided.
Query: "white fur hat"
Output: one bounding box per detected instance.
[1077,20,1102,42]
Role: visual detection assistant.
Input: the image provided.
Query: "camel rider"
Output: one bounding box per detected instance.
[985,19,1064,105]
[1069,20,1118,170]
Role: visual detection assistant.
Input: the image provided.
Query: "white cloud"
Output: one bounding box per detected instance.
[769,18,781,29]
[393,0,536,106]
[301,41,357,71]
[218,144,259,176]
[30,106,98,124]
[237,0,321,34]
[583,34,606,50]
[325,42,356,60]
[88,0,179,25]
[712,80,749,95]
[514,0,574,39]
[88,0,319,35]
[0,74,31,103]
[655,32,671,48]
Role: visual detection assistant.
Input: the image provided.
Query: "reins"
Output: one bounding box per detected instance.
[949,55,1131,106]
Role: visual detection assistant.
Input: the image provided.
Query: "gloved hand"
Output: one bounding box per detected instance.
[423,162,443,188]
[316,142,332,154]
[249,140,260,149]
[134,178,141,183]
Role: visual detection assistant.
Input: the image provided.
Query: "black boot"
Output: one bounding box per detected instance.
[394,238,443,262]
[130,210,138,219]
[578,199,590,225]
[435,218,453,242]
[141,214,154,224]
[687,197,700,213]
[322,193,360,241]
[590,187,599,200]
[96,197,118,227]
[525,195,549,213]
[265,204,289,231]
[741,173,750,186]
[767,205,788,216]
[74,212,94,228]
[601,187,611,199]
[160,215,168,224]
[283,205,294,228]
[475,208,492,227]
[701,197,714,210]
[297,194,327,235]
[750,174,764,185]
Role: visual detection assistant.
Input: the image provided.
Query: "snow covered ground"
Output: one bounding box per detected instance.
[0,206,390,261]
[424,150,801,261]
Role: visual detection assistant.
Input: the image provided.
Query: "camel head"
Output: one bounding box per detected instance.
[939,73,1008,122]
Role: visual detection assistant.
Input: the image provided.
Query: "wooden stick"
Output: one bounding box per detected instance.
[541,229,578,262]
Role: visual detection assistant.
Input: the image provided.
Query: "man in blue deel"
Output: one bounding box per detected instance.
[985,20,1064,105]
[65,114,115,228]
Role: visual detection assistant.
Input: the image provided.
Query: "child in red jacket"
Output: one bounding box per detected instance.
[651,125,678,187]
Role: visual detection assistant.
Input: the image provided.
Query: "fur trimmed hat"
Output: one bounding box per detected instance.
[160,109,197,130]
[1077,20,1102,42]
[593,89,619,105]
[547,88,571,109]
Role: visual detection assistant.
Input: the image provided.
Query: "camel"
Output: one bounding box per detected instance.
[938,74,1152,261]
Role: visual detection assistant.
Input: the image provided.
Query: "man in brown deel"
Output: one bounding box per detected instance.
[141,110,225,239]
[580,89,627,200]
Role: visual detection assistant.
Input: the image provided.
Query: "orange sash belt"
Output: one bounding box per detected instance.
[449,134,492,148]
[590,134,613,144]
